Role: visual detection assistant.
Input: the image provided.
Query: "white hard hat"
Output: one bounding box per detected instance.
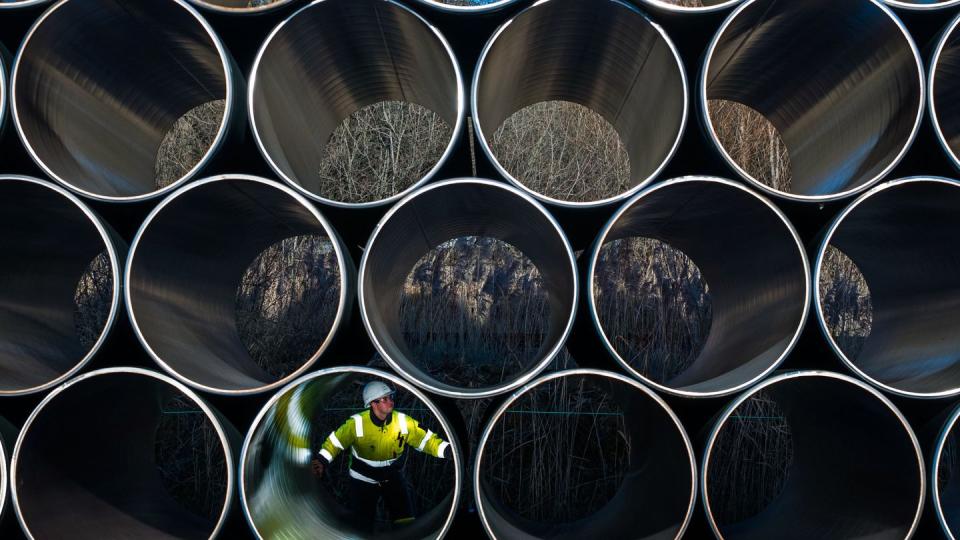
[363,381,394,407]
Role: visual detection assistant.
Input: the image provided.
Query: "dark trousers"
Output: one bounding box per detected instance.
[349,473,415,530]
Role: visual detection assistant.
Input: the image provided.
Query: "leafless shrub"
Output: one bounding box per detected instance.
[491,100,631,202]
[706,391,793,526]
[708,99,792,193]
[818,246,872,359]
[155,100,225,189]
[481,375,629,522]
[593,237,712,384]
[316,101,452,203]
[154,394,227,520]
[399,236,550,389]
[73,251,113,350]
[235,235,341,379]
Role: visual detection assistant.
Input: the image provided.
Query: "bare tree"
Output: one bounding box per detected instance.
[74,252,113,350]
[708,99,792,193]
[155,100,225,189]
[818,246,872,359]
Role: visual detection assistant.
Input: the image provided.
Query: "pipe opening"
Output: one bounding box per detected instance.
[242,369,459,539]
[704,0,922,200]
[817,247,872,361]
[13,369,233,540]
[935,409,960,536]
[476,370,694,539]
[361,180,576,398]
[13,0,231,200]
[0,177,119,395]
[474,0,686,205]
[704,372,923,539]
[817,178,960,396]
[250,0,461,206]
[932,15,960,170]
[591,178,807,396]
[128,177,348,394]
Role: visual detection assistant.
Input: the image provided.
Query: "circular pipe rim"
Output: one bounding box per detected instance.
[239,365,463,540]
[930,12,960,172]
[124,174,351,396]
[470,0,690,209]
[248,0,466,209]
[473,367,698,539]
[10,0,237,204]
[699,0,925,203]
[0,175,122,396]
[186,0,299,14]
[635,0,746,13]
[0,0,51,8]
[10,366,237,540]
[932,403,960,539]
[410,0,521,14]
[814,176,960,399]
[700,369,925,540]
[884,0,960,9]
[587,175,811,398]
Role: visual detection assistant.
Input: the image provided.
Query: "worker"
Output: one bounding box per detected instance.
[311,380,450,529]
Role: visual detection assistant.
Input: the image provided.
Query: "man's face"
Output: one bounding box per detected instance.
[370,394,394,418]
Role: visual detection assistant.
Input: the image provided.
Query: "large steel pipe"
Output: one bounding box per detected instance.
[932,403,960,538]
[702,0,923,201]
[126,175,352,395]
[12,0,239,202]
[932,14,960,171]
[186,0,298,14]
[474,369,696,539]
[0,176,122,395]
[360,178,577,398]
[241,367,461,539]
[11,367,238,540]
[588,177,808,397]
[703,371,924,539]
[249,0,464,207]
[472,0,687,207]
[815,177,960,398]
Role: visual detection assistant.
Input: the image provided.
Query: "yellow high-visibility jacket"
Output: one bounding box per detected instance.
[318,409,449,484]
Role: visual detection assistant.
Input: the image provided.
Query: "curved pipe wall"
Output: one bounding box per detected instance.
[931,13,960,172]
[816,177,960,398]
[474,369,696,539]
[932,403,960,539]
[702,371,924,539]
[126,175,353,395]
[883,0,960,9]
[186,0,299,14]
[359,178,577,398]
[249,0,464,208]
[0,1,50,9]
[701,0,923,201]
[472,0,687,207]
[411,0,522,14]
[11,367,239,540]
[636,0,745,14]
[0,176,122,395]
[241,366,462,540]
[0,417,15,526]
[588,177,809,397]
[12,0,239,202]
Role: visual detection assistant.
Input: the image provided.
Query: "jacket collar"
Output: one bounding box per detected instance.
[369,408,393,427]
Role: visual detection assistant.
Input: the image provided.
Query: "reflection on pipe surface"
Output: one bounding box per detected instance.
[0,176,121,395]
[933,403,960,539]
[932,13,960,171]
[12,0,236,202]
[703,371,923,539]
[472,0,686,206]
[589,177,808,397]
[360,179,577,398]
[883,0,960,9]
[186,0,297,13]
[127,175,352,395]
[412,0,521,13]
[816,177,960,397]
[12,367,237,540]
[702,0,922,201]
[241,367,460,540]
[475,369,695,539]
[637,0,745,13]
[250,0,463,207]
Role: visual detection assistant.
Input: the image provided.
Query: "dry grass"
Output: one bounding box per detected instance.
[818,246,872,359]
[73,251,113,351]
[708,99,792,193]
[155,100,225,189]
[491,101,631,202]
[235,235,341,379]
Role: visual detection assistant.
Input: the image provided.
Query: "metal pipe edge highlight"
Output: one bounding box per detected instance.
[473,368,697,539]
[0,175,124,396]
[125,174,354,396]
[240,366,463,540]
[359,178,578,399]
[471,0,689,208]
[634,0,746,15]
[701,370,925,539]
[588,176,810,398]
[248,0,466,209]
[10,367,240,540]
[410,0,524,15]
[186,0,301,15]
[883,0,960,10]
[11,0,243,203]
[931,401,960,539]
[930,12,960,173]
[700,0,925,202]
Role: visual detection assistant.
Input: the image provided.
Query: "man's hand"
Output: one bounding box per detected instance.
[311,458,325,478]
